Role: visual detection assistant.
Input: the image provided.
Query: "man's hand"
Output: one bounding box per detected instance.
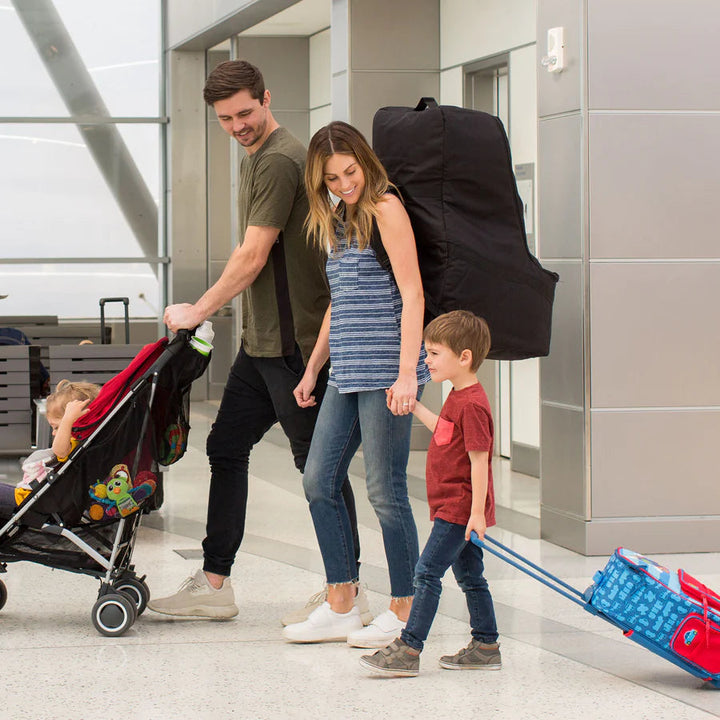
[164,303,203,333]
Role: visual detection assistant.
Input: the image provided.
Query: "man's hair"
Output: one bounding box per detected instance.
[424,310,491,372]
[203,60,265,105]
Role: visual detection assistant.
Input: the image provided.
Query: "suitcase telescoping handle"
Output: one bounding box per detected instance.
[99,297,130,344]
[470,532,588,608]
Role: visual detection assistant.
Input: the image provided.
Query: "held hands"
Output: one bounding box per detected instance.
[163,303,201,333]
[465,512,487,542]
[293,368,319,408]
[386,373,418,416]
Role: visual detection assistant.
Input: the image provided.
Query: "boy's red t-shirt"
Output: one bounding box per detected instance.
[425,383,495,527]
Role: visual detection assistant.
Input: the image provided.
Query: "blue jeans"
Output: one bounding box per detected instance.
[303,384,419,598]
[401,518,498,651]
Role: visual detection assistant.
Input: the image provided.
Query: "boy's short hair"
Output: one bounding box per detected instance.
[424,310,491,372]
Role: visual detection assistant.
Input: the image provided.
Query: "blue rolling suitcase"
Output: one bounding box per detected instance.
[471,533,720,688]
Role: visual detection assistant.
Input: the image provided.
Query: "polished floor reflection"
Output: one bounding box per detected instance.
[1,401,719,719]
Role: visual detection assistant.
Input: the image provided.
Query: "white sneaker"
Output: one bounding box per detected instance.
[280,583,373,626]
[282,601,363,643]
[146,569,239,618]
[347,609,405,648]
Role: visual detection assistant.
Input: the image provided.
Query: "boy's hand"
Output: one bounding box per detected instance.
[465,511,487,542]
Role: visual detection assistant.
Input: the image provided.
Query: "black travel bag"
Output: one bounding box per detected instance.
[372,98,559,360]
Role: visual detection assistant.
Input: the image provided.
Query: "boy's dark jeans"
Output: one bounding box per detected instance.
[401,517,498,651]
[202,344,360,577]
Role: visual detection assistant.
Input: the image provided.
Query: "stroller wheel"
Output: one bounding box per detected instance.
[113,577,150,615]
[0,579,6,611]
[92,592,136,637]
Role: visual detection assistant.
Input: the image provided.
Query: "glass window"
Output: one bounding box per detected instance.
[0,124,160,258]
[0,263,160,319]
[0,1,164,322]
[0,0,161,117]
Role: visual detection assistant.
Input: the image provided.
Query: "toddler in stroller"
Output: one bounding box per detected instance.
[0,331,210,636]
[0,380,101,515]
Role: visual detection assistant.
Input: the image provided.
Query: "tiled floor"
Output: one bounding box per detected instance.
[1,401,720,719]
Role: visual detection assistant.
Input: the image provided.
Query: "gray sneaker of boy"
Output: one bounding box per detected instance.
[359,638,420,677]
[439,639,501,670]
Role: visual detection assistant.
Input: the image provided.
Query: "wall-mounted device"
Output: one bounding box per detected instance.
[541,26,565,73]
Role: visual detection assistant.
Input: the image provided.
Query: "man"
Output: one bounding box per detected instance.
[149,61,367,623]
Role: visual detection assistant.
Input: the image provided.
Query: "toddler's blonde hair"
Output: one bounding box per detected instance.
[46,380,100,417]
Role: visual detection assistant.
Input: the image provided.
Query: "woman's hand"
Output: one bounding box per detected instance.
[293,368,320,408]
[387,373,418,416]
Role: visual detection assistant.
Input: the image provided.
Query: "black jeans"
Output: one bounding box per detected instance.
[202,344,360,577]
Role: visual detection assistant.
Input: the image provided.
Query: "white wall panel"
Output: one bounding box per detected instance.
[588,0,720,111]
[441,0,536,68]
[589,114,720,260]
[592,410,720,517]
[537,0,582,118]
[310,105,332,136]
[309,29,331,109]
[440,67,463,106]
[590,262,720,409]
[508,45,537,166]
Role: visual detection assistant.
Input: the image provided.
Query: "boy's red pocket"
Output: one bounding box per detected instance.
[434,417,455,446]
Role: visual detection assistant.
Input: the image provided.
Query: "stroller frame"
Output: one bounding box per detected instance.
[0,333,205,636]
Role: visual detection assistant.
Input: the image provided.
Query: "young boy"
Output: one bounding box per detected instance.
[360,310,499,677]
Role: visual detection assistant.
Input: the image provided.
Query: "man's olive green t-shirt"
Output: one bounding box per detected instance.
[238,127,329,363]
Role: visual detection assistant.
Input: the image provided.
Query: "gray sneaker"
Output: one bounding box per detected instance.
[280,583,373,626]
[439,639,501,670]
[359,638,420,677]
[147,569,239,618]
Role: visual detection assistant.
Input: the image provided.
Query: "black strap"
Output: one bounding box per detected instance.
[369,218,393,276]
[270,231,297,357]
[337,192,398,279]
[414,97,438,111]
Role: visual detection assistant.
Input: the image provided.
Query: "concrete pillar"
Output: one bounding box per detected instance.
[538,0,720,554]
[331,0,440,139]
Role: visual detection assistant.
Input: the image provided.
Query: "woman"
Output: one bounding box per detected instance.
[282,121,430,648]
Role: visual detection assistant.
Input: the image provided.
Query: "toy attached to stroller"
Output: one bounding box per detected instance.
[0,331,209,636]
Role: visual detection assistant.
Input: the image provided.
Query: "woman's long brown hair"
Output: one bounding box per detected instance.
[305,121,393,252]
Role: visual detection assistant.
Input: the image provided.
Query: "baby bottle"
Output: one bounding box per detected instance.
[189,321,214,356]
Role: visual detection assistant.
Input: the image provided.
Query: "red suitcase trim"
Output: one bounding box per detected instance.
[671,614,720,674]
[679,570,720,615]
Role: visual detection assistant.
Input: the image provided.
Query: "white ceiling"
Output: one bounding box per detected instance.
[240,0,331,37]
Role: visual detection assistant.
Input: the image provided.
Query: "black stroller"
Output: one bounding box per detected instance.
[0,331,209,636]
